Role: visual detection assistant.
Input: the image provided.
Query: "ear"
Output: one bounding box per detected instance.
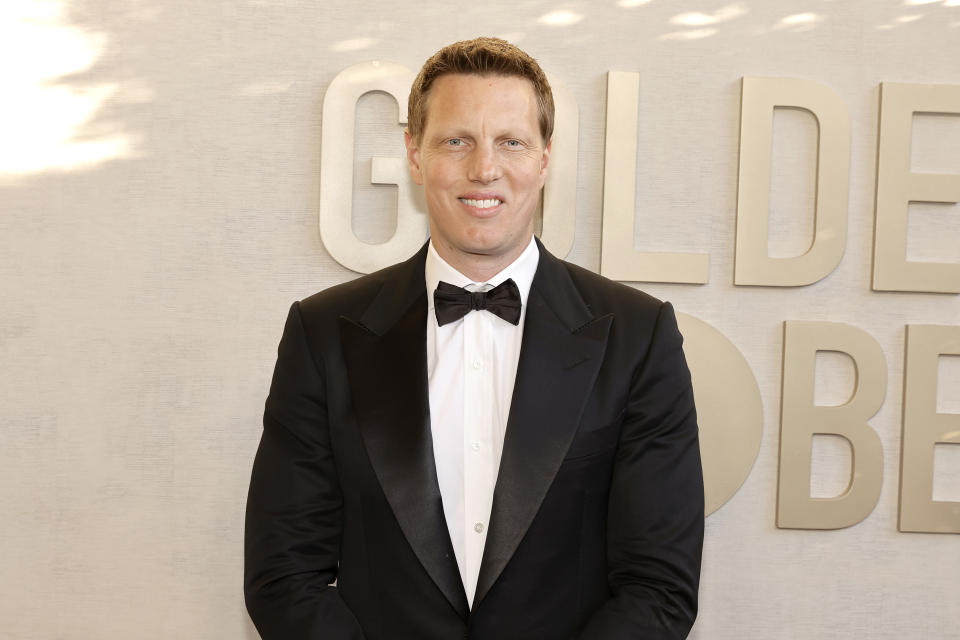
[538,138,552,185]
[405,129,424,186]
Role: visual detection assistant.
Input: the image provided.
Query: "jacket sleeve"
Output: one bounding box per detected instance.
[244,301,365,639]
[577,302,704,640]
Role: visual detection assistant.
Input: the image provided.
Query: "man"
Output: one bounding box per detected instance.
[245,37,704,639]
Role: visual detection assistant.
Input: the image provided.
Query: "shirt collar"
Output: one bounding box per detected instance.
[425,236,540,310]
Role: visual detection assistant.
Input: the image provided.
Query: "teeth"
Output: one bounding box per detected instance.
[460,198,501,209]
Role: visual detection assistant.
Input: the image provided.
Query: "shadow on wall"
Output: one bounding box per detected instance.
[4,0,956,189]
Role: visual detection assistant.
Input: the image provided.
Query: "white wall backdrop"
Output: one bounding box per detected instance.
[1,0,958,638]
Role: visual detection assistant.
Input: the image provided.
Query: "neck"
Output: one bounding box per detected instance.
[432,236,533,282]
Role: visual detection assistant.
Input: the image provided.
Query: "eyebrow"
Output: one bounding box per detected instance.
[429,128,536,143]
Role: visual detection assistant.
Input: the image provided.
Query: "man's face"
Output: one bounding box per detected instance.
[405,73,550,274]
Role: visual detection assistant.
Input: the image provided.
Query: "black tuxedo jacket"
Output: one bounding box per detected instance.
[245,240,704,639]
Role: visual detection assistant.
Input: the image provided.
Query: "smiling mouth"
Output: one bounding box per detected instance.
[459,197,502,209]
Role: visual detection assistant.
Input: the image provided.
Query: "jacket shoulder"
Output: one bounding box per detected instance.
[559,259,666,317]
[297,258,413,321]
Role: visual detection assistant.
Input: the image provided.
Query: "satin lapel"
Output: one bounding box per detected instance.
[339,247,469,619]
[474,243,613,606]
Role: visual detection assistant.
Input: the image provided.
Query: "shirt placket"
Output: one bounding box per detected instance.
[462,308,495,604]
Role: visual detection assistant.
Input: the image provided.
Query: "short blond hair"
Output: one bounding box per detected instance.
[407,37,554,144]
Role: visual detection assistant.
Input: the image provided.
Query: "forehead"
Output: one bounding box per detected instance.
[422,73,538,133]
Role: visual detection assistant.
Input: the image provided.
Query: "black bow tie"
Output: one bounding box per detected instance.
[434,279,522,327]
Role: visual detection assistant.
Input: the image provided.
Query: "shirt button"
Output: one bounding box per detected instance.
[474,522,484,533]
[472,359,482,370]
[471,442,481,451]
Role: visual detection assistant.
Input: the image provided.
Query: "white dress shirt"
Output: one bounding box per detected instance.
[424,236,539,608]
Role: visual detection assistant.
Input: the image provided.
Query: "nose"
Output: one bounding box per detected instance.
[467,143,501,184]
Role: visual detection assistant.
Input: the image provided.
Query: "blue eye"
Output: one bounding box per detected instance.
[447,138,463,146]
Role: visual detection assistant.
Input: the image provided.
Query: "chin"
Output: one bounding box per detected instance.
[461,235,510,255]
